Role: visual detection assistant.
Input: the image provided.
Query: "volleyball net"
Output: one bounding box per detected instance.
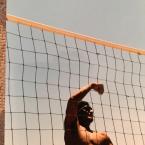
[4,15,145,145]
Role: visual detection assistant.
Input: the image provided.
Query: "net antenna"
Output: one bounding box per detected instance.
[3,14,145,145]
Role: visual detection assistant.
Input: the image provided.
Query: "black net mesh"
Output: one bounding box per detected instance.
[5,20,145,145]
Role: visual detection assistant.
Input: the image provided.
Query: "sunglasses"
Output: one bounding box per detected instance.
[78,105,93,113]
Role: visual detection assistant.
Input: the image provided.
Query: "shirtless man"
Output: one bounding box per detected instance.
[64,82,113,145]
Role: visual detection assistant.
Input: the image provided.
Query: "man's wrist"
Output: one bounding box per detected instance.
[89,83,94,90]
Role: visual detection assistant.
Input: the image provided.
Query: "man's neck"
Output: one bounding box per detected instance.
[79,121,92,132]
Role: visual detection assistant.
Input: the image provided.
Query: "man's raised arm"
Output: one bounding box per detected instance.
[64,83,104,128]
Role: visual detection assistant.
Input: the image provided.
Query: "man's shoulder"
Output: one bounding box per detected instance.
[93,131,110,140]
[93,131,113,144]
[95,131,107,135]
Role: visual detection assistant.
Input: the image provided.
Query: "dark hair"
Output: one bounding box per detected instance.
[77,101,89,112]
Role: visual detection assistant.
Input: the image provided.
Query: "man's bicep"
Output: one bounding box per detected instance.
[65,99,78,129]
[64,114,76,130]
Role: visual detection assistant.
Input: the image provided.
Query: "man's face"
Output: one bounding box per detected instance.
[78,104,94,123]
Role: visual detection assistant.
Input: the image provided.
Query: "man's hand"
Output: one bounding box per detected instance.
[91,83,104,95]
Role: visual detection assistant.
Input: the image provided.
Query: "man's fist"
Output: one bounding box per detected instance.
[91,83,104,95]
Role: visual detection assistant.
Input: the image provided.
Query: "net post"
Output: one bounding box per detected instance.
[0,0,6,145]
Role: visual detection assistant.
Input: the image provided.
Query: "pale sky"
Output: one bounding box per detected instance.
[7,0,145,50]
[6,1,145,145]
